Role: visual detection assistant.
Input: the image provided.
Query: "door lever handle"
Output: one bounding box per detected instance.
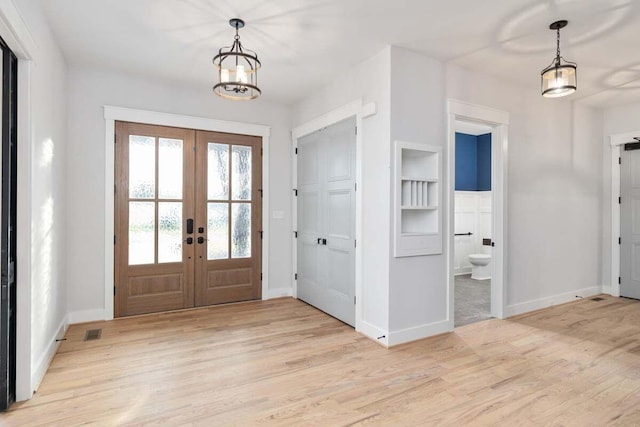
[317,238,322,245]
[322,238,327,245]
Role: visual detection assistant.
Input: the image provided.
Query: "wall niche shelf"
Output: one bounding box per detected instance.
[394,141,443,257]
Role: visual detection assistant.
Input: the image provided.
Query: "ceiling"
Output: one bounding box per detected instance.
[41,0,640,107]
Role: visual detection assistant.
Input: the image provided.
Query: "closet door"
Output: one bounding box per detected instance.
[621,144,640,299]
[297,117,356,326]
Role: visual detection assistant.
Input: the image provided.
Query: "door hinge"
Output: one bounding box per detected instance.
[114,134,117,144]
[293,188,298,196]
[295,273,298,280]
[261,147,263,156]
[619,196,622,204]
[355,182,357,192]
[355,126,358,135]
[114,184,116,194]
[294,231,298,238]
[114,235,116,244]
[260,273,263,281]
[354,296,356,304]
[619,157,622,165]
[619,276,622,285]
[259,230,263,239]
[354,239,356,248]
[295,147,298,155]
[114,286,116,296]
[619,237,622,245]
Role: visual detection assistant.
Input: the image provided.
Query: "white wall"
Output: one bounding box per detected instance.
[65,66,292,319]
[10,0,68,398]
[444,62,603,315]
[601,102,640,292]
[292,47,391,339]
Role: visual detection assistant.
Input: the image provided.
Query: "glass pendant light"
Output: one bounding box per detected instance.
[541,20,577,98]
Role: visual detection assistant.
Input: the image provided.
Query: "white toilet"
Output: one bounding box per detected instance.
[468,254,491,280]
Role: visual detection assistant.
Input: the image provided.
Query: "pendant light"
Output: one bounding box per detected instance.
[213,18,261,100]
[541,20,577,98]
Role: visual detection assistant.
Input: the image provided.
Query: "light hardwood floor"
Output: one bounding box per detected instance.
[4,295,640,426]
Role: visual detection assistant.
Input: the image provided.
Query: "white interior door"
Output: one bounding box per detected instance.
[297,117,356,326]
[621,144,640,299]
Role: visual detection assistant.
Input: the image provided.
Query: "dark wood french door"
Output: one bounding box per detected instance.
[115,122,262,317]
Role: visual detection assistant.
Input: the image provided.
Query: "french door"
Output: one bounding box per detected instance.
[115,122,261,317]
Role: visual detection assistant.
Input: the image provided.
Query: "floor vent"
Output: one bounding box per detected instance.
[84,329,102,341]
[591,297,606,301]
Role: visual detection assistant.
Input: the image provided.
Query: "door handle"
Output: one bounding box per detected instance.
[186,219,194,234]
[317,238,322,245]
[185,237,193,245]
[322,238,327,245]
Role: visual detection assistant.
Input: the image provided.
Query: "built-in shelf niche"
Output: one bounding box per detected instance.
[394,141,442,257]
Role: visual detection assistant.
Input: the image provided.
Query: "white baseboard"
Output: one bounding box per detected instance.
[32,314,68,392]
[602,285,612,295]
[454,268,472,276]
[265,287,293,299]
[357,320,389,347]
[505,286,602,317]
[68,308,106,324]
[387,319,453,347]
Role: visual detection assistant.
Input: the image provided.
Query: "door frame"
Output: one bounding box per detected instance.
[104,106,270,321]
[291,99,376,331]
[608,131,640,297]
[446,99,509,324]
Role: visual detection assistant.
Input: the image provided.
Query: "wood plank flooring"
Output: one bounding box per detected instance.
[4,295,640,426]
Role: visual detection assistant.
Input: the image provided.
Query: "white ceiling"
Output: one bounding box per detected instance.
[41,0,640,107]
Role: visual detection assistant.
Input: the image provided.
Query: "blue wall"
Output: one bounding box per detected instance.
[455,132,491,191]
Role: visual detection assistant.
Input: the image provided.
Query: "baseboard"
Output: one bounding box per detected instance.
[32,314,68,392]
[265,287,293,299]
[602,285,612,295]
[387,319,453,347]
[68,308,106,324]
[454,268,471,276]
[357,320,389,347]
[505,286,602,317]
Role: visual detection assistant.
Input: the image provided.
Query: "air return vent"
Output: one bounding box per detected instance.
[84,329,102,341]
[590,297,605,302]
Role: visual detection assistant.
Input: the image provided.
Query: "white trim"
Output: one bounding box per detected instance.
[387,320,450,347]
[103,106,272,321]
[0,0,36,60]
[0,0,38,401]
[290,99,375,338]
[68,309,107,325]
[266,287,293,299]
[609,131,639,297]
[15,59,32,401]
[358,320,388,347]
[505,286,602,317]
[31,314,67,393]
[447,99,509,329]
[602,285,612,295]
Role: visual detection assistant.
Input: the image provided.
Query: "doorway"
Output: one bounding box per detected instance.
[447,100,508,326]
[0,37,17,411]
[620,141,640,299]
[114,121,262,317]
[295,117,356,326]
[453,121,493,326]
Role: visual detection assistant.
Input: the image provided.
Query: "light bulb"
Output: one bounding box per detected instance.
[220,68,230,83]
[236,65,248,84]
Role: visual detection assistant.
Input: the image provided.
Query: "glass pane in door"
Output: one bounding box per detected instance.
[129,201,155,265]
[231,203,251,258]
[232,145,252,200]
[208,143,229,200]
[158,202,182,263]
[129,135,155,198]
[158,138,183,199]
[208,202,229,260]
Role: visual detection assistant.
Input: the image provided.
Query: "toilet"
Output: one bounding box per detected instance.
[468,254,491,280]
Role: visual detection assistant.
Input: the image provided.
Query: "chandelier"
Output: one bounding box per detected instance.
[213,19,261,100]
[541,20,577,98]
